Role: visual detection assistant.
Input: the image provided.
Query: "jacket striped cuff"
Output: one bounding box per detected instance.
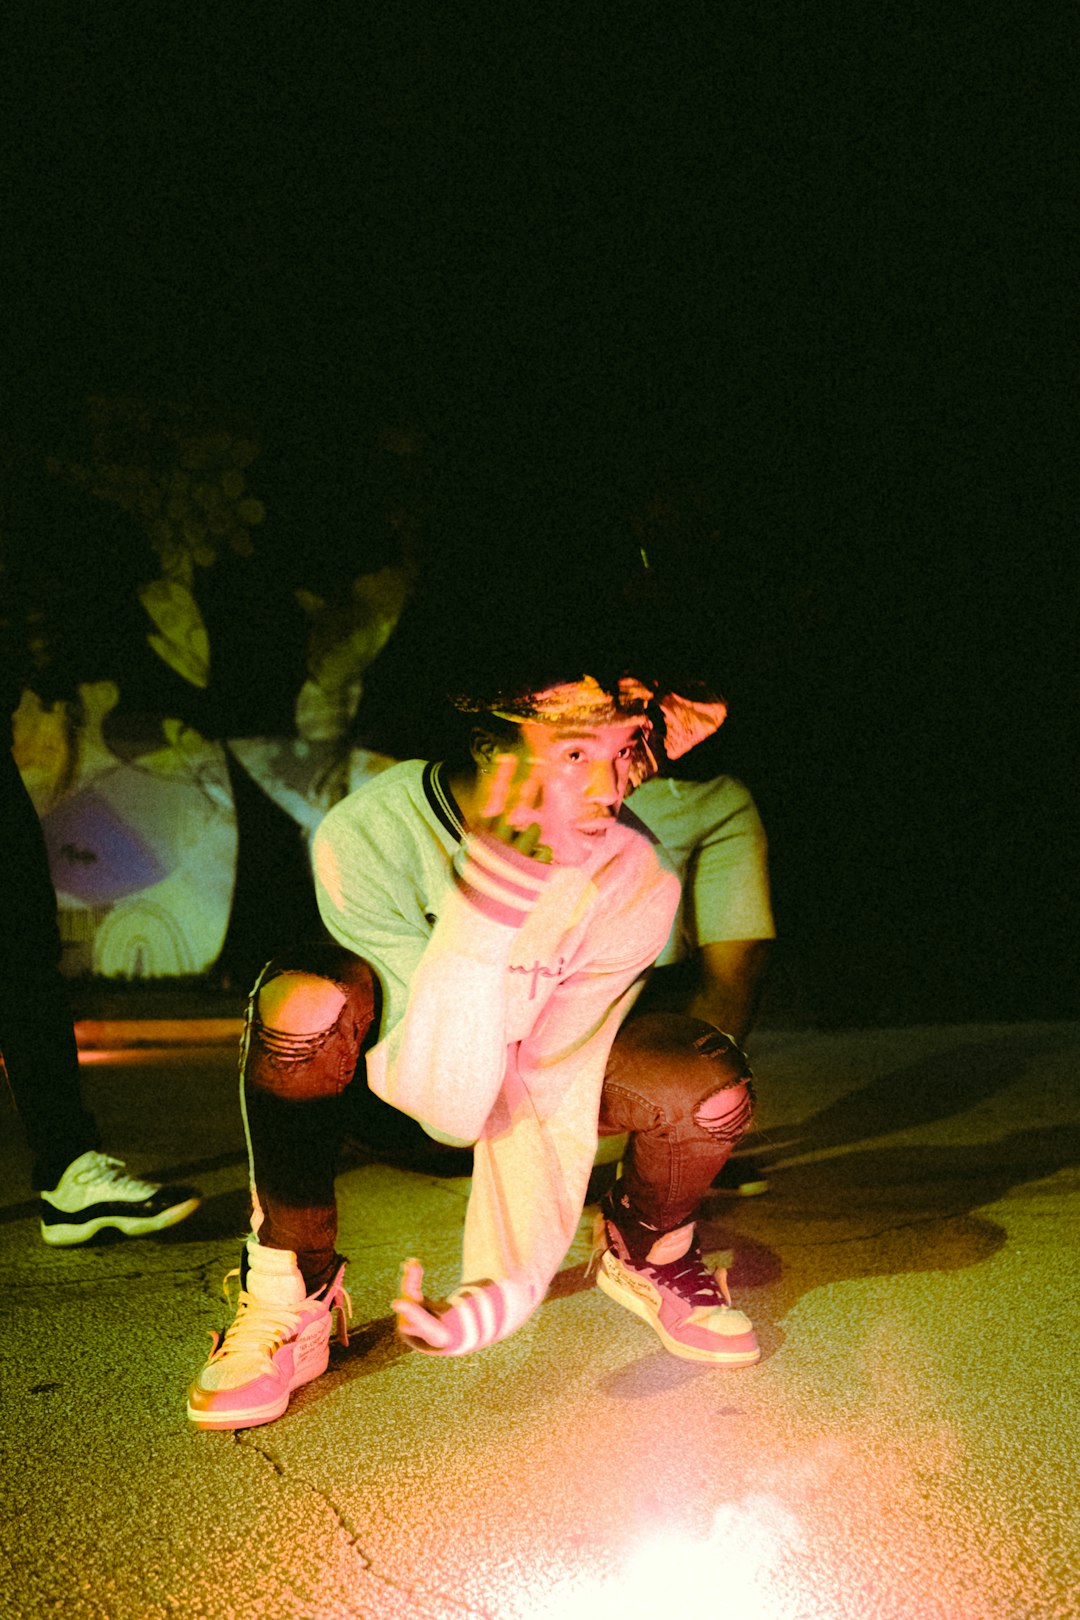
[406,1276,535,1355]
[452,832,554,928]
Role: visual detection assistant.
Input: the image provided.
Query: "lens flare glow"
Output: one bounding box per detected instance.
[524,1495,805,1620]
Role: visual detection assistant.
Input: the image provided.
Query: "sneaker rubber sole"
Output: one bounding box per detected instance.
[40,1196,201,1246]
[597,1250,761,1366]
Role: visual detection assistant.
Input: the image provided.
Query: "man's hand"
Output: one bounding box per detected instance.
[451,752,556,926]
[392,1258,530,1355]
[393,1257,456,1351]
[475,752,552,864]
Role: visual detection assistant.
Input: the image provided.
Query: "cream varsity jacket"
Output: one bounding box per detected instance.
[312,760,680,1344]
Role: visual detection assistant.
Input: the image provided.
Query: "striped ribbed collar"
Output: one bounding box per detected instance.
[422,761,467,843]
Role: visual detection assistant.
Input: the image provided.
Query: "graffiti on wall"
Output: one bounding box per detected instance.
[4,400,425,977]
[14,684,395,979]
[16,683,237,978]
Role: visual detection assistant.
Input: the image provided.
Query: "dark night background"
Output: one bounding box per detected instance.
[1,5,1074,1023]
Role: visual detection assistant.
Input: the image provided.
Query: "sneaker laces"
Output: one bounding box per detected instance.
[207,1268,353,1363]
[331,1275,353,1346]
[595,1199,733,1311]
[647,1246,733,1311]
[207,1269,303,1366]
[73,1153,158,1199]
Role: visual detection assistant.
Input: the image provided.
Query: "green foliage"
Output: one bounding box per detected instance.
[47,396,265,586]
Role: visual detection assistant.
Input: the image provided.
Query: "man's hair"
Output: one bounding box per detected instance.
[439,671,633,773]
[358,552,638,767]
[443,710,523,774]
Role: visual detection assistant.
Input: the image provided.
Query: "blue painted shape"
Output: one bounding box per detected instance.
[41,785,169,903]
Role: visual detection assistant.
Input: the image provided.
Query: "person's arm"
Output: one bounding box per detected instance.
[392,949,658,1356]
[313,793,555,1144]
[395,840,681,1355]
[674,777,774,1042]
[685,937,772,1044]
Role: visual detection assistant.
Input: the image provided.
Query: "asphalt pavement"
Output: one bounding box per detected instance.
[2,1020,1078,1620]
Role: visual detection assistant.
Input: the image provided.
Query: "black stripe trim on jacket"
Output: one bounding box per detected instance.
[423,761,466,843]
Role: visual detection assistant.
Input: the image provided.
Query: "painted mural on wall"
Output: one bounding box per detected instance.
[14,683,237,978]
[5,397,419,979]
[15,685,394,979]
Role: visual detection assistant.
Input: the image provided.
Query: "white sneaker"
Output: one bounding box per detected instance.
[187,1240,351,1431]
[40,1151,201,1246]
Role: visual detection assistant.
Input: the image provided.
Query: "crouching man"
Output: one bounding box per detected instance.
[187,667,759,1430]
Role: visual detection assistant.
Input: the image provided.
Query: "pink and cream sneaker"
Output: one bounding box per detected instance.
[187,1240,350,1430]
[596,1189,760,1366]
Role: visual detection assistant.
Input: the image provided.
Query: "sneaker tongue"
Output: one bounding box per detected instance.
[247,1271,307,1306]
[247,1270,307,1308]
[645,1222,696,1264]
[245,1248,308,1306]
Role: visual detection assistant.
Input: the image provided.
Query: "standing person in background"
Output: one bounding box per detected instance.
[626,762,775,1194]
[1,673,202,1245]
[612,523,777,1195]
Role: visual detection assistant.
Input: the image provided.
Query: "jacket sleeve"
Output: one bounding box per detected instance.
[312,814,433,1014]
[314,816,556,1143]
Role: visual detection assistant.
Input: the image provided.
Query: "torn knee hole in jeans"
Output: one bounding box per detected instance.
[692,1028,746,1060]
[253,1018,340,1063]
[694,1080,755,1145]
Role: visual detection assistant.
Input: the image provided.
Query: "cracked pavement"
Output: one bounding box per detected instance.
[2,1022,1078,1619]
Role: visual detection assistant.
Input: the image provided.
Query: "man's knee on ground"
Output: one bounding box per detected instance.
[258,972,346,1036]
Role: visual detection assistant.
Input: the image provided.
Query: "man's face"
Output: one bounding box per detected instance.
[500,718,643,866]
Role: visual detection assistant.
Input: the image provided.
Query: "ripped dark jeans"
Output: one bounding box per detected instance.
[241,942,754,1288]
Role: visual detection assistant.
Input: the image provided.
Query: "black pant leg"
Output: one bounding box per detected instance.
[0,747,97,1187]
